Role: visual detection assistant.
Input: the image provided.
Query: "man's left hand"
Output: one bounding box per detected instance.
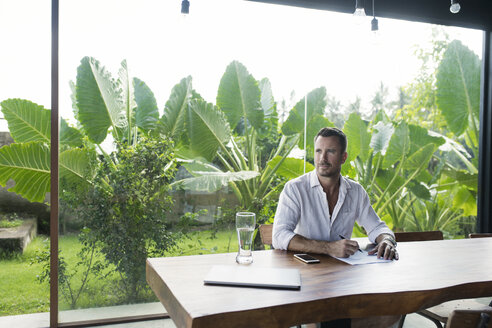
[368,237,398,260]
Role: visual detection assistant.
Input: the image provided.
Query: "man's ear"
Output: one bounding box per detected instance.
[342,152,348,164]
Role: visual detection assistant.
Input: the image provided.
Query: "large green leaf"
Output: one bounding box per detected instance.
[443,169,478,191]
[382,122,410,168]
[259,78,275,119]
[375,169,404,194]
[60,119,83,147]
[370,121,393,156]
[180,159,221,176]
[343,113,370,162]
[453,186,477,216]
[216,61,263,130]
[0,142,50,203]
[267,156,314,180]
[60,148,96,184]
[161,76,192,138]
[281,87,327,136]
[402,144,435,170]
[75,56,126,144]
[258,78,278,138]
[299,115,334,152]
[436,40,481,140]
[408,180,431,200]
[187,99,231,162]
[0,99,50,143]
[118,60,135,137]
[408,124,445,153]
[134,77,159,132]
[172,171,260,192]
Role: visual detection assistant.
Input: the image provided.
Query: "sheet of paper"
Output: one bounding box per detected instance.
[335,250,392,265]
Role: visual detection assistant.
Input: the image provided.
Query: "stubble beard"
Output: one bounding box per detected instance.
[316,163,339,178]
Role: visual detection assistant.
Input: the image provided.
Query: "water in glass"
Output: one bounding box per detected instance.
[235,212,255,264]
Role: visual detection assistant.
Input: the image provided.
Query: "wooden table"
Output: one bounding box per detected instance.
[146,238,492,328]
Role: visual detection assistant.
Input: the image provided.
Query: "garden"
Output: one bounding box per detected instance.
[0,36,480,315]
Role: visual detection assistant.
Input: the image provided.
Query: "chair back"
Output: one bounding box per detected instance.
[469,233,492,238]
[447,308,492,328]
[394,231,443,242]
[259,224,273,247]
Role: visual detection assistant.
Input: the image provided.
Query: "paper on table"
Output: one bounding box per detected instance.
[335,250,392,265]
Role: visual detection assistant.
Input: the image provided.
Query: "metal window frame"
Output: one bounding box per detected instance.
[49,1,492,327]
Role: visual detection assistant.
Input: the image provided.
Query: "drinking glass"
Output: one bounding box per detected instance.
[235,212,256,264]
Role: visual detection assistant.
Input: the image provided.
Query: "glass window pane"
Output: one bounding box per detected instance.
[0,0,484,326]
[0,0,51,325]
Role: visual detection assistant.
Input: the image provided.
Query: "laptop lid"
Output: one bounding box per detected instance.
[204,265,301,290]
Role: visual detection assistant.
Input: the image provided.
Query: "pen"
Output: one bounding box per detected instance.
[338,234,362,252]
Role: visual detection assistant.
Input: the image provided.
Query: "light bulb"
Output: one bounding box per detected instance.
[450,1,460,13]
[354,0,366,17]
[181,0,190,14]
[353,7,366,17]
[371,17,378,31]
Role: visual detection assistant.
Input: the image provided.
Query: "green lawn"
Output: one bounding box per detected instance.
[0,229,239,317]
[0,237,49,316]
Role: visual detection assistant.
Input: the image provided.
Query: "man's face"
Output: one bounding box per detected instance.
[314,136,348,178]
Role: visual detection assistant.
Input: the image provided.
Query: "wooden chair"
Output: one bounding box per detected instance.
[396,231,491,328]
[394,230,443,242]
[468,233,492,238]
[259,224,273,247]
[447,306,492,328]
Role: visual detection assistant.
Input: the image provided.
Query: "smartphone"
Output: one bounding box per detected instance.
[294,253,320,264]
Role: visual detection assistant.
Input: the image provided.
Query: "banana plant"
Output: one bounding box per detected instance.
[0,57,162,203]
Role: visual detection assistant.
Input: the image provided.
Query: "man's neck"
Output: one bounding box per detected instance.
[318,173,341,195]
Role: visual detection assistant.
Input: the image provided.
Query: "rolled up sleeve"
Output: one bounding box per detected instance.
[357,189,394,243]
[272,183,300,250]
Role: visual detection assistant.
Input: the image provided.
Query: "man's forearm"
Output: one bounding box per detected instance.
[287,234,327,254]
[287,234,362,258]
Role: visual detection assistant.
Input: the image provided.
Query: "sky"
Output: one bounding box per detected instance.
[0,0,484,131]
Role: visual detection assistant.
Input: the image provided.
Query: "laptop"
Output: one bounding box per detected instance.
[203,265,301,290]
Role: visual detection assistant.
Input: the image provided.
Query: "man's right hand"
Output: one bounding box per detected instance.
[326,239,360,258]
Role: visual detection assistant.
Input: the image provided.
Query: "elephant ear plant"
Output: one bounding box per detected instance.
[0,57,180,303]
[161,61,321,218]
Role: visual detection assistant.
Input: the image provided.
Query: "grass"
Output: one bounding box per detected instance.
[0,219,23,228]
[0,229,239,317]
[0,237,49,316]
[0,213,24,228]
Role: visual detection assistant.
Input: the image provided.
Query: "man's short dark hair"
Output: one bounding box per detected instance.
[314,127,347,153]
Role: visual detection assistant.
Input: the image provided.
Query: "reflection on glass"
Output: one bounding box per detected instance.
[0,0,484,325]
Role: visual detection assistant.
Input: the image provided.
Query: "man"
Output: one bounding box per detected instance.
[273,127,398,261]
